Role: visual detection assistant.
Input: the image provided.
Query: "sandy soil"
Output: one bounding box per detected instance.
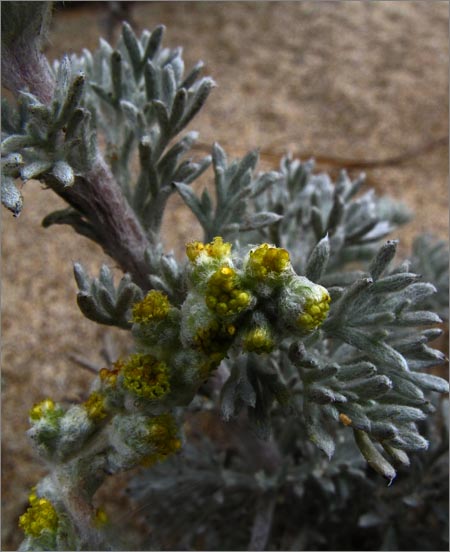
[2,2,448,549]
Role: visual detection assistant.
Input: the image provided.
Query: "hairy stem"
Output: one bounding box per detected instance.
[2,2,154,290]
[45,156,152,290]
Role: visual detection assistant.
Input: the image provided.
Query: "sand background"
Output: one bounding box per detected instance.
[2,2,448,549]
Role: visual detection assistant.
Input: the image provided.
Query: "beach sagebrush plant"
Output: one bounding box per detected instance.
[2,3,448,550]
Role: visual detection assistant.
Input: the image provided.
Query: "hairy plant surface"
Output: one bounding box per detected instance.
[2,3,448,551]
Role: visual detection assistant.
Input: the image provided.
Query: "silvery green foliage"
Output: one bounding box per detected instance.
[256,156,413,276]
[144,243,185,304]
[1,22,213,242]
[128,397,449,551]
[409,234,449,321]
[3,10,448,551]
[215,240,447,478]
[175,143,283,241]
[1,61,94,214]
[174,149,448,481]
[73,263,143,328]
[65,22,213,236]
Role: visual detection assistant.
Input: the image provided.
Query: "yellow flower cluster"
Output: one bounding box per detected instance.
[29,399,57,421]
[206,266,251,316]
[297,291,331,331]
[141,413,182,466]
[193,320,235,355]
[247,244,290,279]
[83,391,108,422]
[186,236,232,263]
[132,290,171,324]
[242,326,275,354]
[19,490,58,538]
[193,320,236,377]
[121,354,170,400]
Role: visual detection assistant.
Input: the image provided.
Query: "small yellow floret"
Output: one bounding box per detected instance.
[193,321,236,377]
[121,354,170,400]
[248,244,290,279]
[243,327,275,354]
[206,266,251,316]
[83,392,108,421]
[193,321,235,356]
[19,492,58,537]
[141,413,182,466]
[29,399,56,421]
[132,290,170,324]
[297,290,331,331]
[93,507,108,527]
[186,236,232,263]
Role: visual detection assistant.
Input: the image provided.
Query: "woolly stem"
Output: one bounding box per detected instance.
[45,156,153,291]
[2,2,154,290]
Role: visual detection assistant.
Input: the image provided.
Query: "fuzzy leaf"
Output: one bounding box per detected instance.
[1,175,23,216]
[173,182,209,229]
[354,429,396,482]
[122,21,143,79]
[305,235,330,281]
[21,161,52,181]
[177,78,216,132]
[239,212,283,231]
[335,327,408,372]
[1,134,34,153]
[369,240,398,280]
[405,372,449,393]
[52,160,74,187]
[304,403,335,459]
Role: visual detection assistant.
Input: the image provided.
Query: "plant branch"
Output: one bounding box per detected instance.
[249,492,277,551]
[44,156,153,290]
[2,2,155,290]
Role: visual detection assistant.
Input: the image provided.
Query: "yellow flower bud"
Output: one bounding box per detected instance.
[205,266,251,316]
[186,236,232,263]
[141,413,182,466]
[247,243,290,279]
[296,290,331,332]
[19,491,58,537]
[243,326,275,354]
[121,354,170,400]
[83,391,108,422]
[132,290,171,324]
[29,399,56,421]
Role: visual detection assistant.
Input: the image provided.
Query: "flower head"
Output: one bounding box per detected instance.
[141,413,182,466]
[186,236,232,263]
[242,326,275,354]
[83,391,108,422]
[279,275,331,333]
[19,490,58,538]
[296,288,331,331]
[193,320,235,356]
[29,399,63,426]
[205,265,251,316]
[247,243,290,280]
[29,399,56,421]
[121,353,170,400]
[132,290,171,324]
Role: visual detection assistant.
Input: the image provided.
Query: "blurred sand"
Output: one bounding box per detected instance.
[2,2,448,549]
